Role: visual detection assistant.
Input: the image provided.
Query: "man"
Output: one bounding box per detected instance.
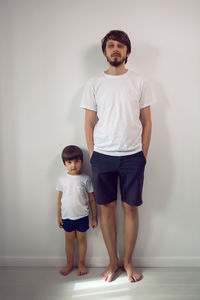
[80,30,154,282]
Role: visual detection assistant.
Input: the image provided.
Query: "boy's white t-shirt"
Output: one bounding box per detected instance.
[80,70,155,156]
[56,173,93,220]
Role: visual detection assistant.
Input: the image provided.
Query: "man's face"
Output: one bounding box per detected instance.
[104,39,130,67]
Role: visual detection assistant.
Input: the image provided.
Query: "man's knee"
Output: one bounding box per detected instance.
[100,201,117,216]
[122,202,138,216]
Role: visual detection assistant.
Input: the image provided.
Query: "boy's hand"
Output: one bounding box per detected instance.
[92,218,98,228]
[58,216,63,228]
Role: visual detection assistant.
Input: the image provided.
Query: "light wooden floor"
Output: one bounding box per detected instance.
[0,267,200,300]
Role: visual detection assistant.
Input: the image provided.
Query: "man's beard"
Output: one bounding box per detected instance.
[106,55,126,67]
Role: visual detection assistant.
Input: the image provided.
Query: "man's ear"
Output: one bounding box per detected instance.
[103,50,106,57]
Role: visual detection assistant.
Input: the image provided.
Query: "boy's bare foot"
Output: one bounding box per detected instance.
[77,264,88,276]
[124,263,142,282]
[59,264,73,276]
[101,263,119,282]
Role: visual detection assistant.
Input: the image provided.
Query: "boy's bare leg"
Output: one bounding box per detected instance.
[60,231,75,276]
[76,231,88,276]
[100,201,119,282]
[122,202,142,282]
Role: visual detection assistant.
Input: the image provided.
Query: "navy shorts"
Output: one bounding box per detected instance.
[62,216,89,232]
[90,151,146,206]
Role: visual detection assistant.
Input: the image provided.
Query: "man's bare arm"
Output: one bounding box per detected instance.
[140,106,152,159]
[85,109,98,157]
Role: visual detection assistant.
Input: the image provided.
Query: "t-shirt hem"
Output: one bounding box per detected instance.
[62,213,89,220]
[80,105,97,112]
[93,146,142,156]
[140,100,156,109]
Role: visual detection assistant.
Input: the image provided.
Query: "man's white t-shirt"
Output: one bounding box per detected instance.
[80,70,154,156]
[56,173,93,220]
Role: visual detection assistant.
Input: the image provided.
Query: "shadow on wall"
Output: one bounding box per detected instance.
[130,41,161,75]
[83,44,107,77]
[136,82,174,261]
[62,44,107,172]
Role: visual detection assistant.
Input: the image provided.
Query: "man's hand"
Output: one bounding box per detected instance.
[142,150,147,160]
[90,150,94,159]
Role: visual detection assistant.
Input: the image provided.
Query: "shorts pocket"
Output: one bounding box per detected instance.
[142,151,147,164]
[90,151,96,163]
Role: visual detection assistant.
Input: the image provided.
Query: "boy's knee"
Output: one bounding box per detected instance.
[65,231,76,241]
[76,231,87,242]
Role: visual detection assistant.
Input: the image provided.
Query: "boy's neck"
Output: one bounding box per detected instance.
[68,171,81,176]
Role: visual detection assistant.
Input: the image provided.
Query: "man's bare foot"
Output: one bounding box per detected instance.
[101,263,119,282]
[124,263,142,282]
[77,264,88,276]
[59,264,74,276]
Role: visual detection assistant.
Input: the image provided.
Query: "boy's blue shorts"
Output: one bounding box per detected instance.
[90,151,146,206]
[62,216,89,232]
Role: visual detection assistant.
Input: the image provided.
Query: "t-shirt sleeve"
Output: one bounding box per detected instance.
[56,177,63,191]
[80,78,97,111]
[140,80,155,109]
[85,176,94,193]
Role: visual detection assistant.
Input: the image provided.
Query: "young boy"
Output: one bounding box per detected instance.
[56,145,98,276]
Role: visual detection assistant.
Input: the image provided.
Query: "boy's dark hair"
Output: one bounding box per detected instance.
[101,30,131,64]
[62,145,83,164]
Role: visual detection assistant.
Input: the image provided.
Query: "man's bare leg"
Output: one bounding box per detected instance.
[76,231,88,276]
[100,201,119,282]
[122,203,142,282]
[60,231,75,276]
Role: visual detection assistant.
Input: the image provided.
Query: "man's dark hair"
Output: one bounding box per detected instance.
[62,145,83,164]
[101,30,131,64]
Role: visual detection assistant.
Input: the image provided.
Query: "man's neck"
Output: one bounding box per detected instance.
[105,64,128,76]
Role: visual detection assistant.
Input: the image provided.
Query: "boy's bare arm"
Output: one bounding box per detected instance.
[57,191,63,228]
[85,109,98,158]
[88,192,98,228]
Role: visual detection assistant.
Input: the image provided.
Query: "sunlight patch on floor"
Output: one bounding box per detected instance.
[73,276,129,291]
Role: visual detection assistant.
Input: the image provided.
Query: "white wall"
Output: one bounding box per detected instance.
[0,0,200,267]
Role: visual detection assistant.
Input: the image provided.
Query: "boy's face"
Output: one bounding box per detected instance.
[103,39,130,67]
[65,159,82,175]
